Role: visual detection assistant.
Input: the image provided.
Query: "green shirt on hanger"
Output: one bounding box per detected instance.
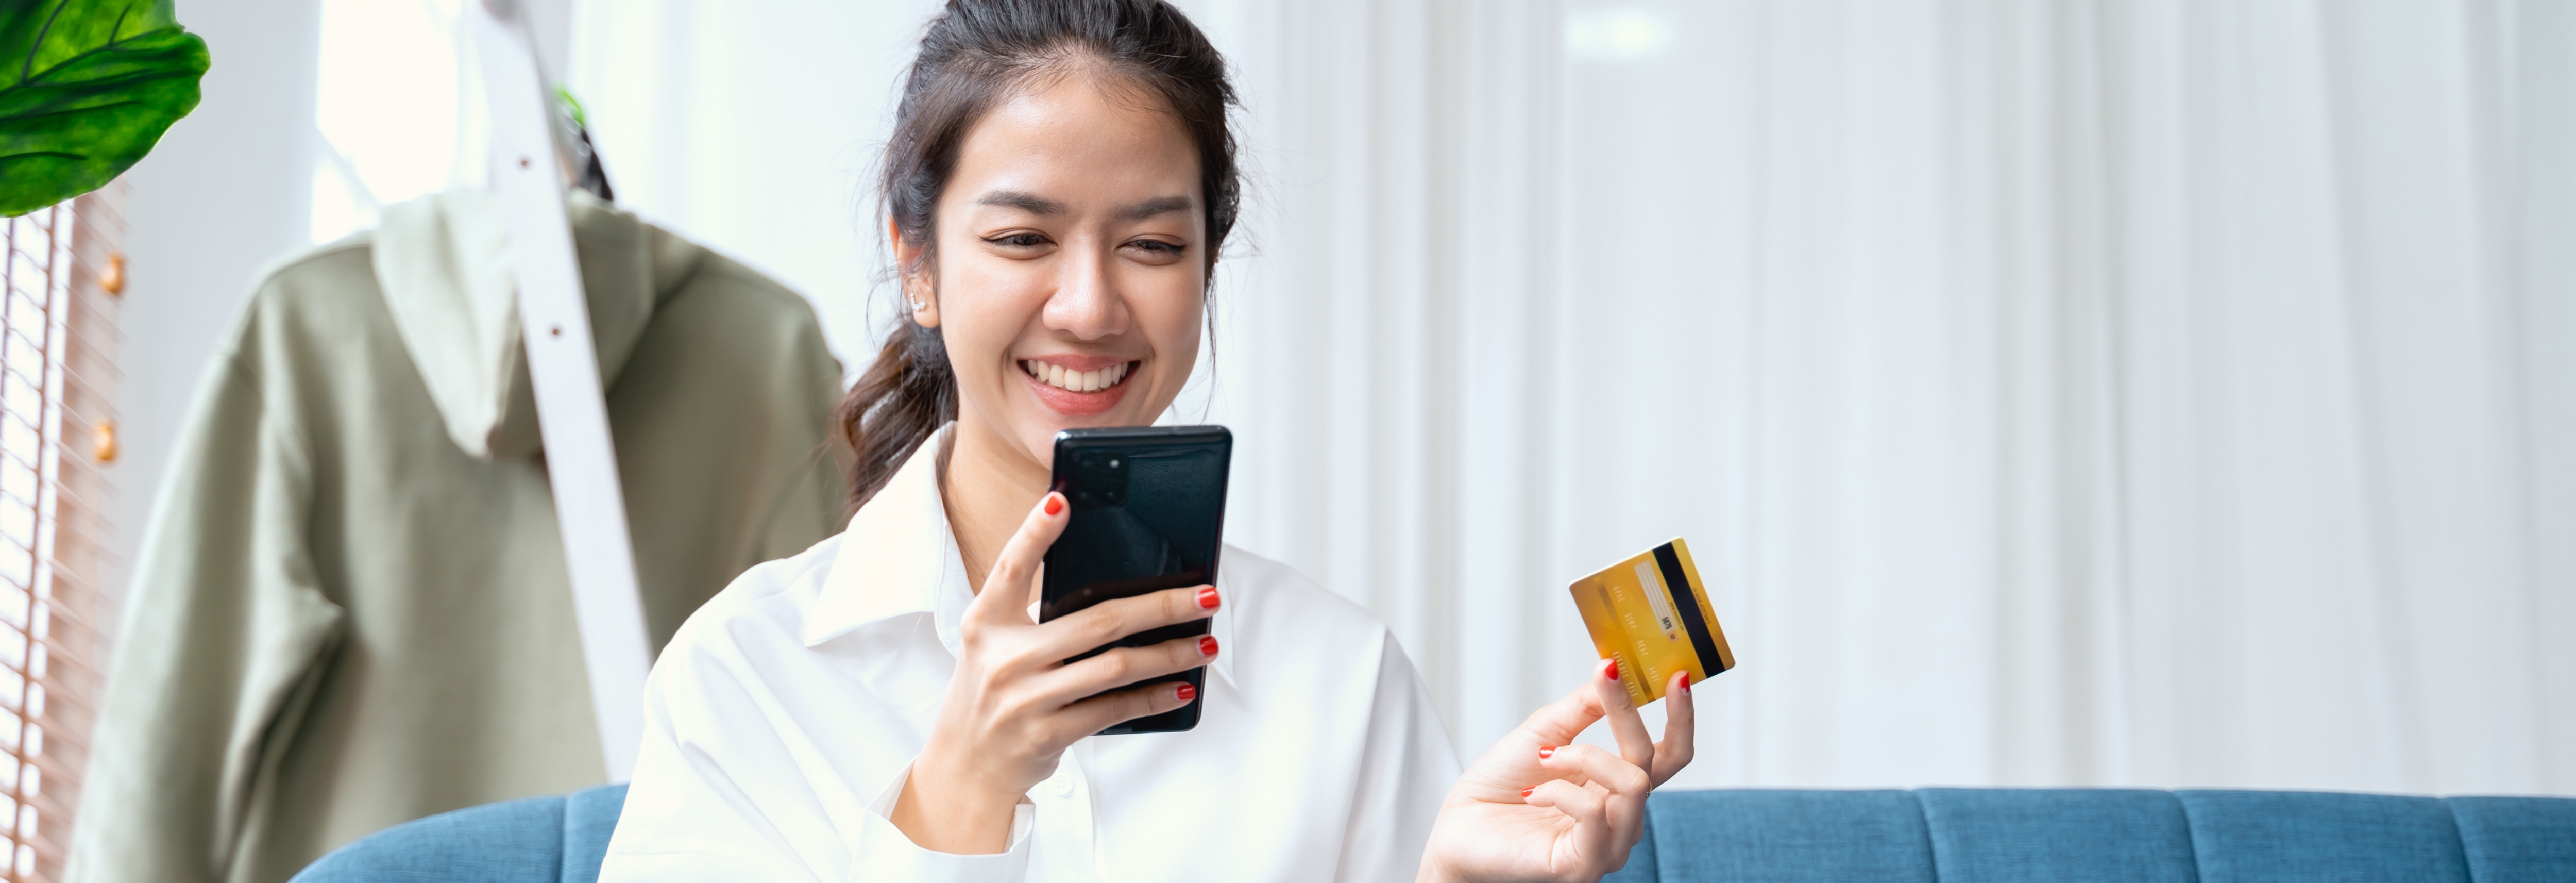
[67,191,850,883]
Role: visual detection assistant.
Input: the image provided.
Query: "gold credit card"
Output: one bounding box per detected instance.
[1569,538,1735,707]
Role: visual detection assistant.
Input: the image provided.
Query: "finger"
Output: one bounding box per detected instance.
[968,492,1071,625]
[1523,779,1618,870]
[1534,743,1592,787]
[1652,669,1698,788]
[1033,584,1218,661]
[1544,743,1652,869]
[1541,743,1652,801]
[1591,659,1656,771]
[1030,632,1217,706]
[1515,681,1610,748]
[1523,779,1609,823]
[1056,678,1199,740]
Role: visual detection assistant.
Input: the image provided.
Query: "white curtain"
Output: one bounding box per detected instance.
[566,0,945,363]
[569,0,2574,795]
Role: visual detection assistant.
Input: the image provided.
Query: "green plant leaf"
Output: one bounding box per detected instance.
[1,0,210,216]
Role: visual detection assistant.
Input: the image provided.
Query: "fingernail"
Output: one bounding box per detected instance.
[1198,635,1219,656]
[1197,586,1221,609]
[1602,658,1620,681]
[1679,672,1692,694]
[1538,745,1556,759]
[1176,682,1197,703]
[1044,495,1064,517]
[1520,787,1535,798]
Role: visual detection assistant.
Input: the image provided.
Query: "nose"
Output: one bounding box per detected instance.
[1041,238,1129,340]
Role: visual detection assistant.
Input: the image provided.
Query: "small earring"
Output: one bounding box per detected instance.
[907,296,925,310]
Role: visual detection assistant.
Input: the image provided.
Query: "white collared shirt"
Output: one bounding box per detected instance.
[600,428,1459,882]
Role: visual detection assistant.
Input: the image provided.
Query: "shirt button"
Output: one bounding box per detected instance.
[1050,776,1075,797]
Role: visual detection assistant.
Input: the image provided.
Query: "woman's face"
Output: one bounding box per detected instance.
[907,73,1207,470]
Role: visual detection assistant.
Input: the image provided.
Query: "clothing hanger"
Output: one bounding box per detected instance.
[571,125,614,202]
[552,86,615,202]
[469,0,652,782]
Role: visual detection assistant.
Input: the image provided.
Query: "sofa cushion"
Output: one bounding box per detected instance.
[1919,788,2196,883]
[1643,789,1934,883]
[561,785,629,883]
[2177,790,2469,883]
[299,784,2576,883]
[289,785,629,883]
[2448,795,2576,883]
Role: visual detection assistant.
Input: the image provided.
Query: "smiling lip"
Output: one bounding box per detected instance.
[1020,356,1139,416]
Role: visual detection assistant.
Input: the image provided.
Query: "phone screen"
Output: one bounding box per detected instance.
[1041,425,1232,734]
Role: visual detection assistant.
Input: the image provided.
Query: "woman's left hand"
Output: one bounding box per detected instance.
[1418,660,1696,883]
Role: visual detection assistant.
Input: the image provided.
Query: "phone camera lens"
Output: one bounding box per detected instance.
[1068,447,1129,508]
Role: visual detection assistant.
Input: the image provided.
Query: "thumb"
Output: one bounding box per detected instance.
[969,491,1070,625]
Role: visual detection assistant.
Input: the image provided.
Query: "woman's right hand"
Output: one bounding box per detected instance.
[890,491,1220,854]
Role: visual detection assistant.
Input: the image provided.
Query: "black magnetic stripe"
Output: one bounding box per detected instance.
[1653,543,1726,674]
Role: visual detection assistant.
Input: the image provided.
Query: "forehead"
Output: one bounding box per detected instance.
[946,74,1202,213]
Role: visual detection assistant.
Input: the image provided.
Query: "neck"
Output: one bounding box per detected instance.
[941,413,1052,594]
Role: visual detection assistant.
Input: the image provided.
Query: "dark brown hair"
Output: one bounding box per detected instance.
[837,0,1241,511]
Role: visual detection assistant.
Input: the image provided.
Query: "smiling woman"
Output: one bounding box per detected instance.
[836,2,1237,517]
[599,2,1693,881]
[903,71,1215,581]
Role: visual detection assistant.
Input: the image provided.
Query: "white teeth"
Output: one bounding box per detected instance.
[1024,359,1131,393]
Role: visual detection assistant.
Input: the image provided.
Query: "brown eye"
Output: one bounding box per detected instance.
[1126,239,1187,261]
[988,232,1051,248]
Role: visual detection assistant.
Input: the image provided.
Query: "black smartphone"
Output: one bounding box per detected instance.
[1041,425,1232,735]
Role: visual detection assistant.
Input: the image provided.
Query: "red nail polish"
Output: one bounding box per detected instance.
[1679,672,1692,694]
[1538,745,1556,759]
[1520,787,1535,798]
[1044,495,1064,516]
[1602,658,1620,681]
[1176,683,1196,703]
[1199,635,1219,656]
[1197,586,1221,609]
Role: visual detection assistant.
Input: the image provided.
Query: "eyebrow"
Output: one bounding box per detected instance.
[971,190,1193,222]
[1116,195,1193,221]
[974,190,1067,215]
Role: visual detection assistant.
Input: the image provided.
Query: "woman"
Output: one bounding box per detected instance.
[600,2,1696,880]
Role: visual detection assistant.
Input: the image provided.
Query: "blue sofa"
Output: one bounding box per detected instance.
[293,785,2576,882]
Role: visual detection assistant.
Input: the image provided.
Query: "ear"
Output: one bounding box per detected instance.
[892,218,940,328]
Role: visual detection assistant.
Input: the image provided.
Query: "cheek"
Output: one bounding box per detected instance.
[938,258,1049,373]
[1140,282,1206,377]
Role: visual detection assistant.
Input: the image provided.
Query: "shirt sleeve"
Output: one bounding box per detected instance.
[600,611,1035,883]
[66,351,346,883]
[852,764,1037,882]
[1335,631,1463,883]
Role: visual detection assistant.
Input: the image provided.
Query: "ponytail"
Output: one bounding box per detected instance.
[836,321,957,511]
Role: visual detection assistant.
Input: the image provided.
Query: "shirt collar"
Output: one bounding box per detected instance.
[806,423,1236,689]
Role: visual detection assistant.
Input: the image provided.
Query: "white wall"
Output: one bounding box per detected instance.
[566,0,945,373]
[107,0,322,599]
